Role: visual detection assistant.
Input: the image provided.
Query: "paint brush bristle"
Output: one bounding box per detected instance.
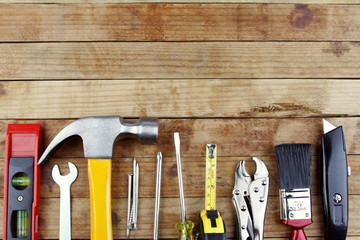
[275,143,312,190]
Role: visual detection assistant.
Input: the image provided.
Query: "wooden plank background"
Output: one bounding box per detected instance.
[0,1,359,240]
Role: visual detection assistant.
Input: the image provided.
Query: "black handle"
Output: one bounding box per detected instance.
[322,126,349,240]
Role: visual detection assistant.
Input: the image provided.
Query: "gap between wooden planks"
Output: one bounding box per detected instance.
[0,118,359,157]
[0,196,359,239]
[0,4,359,41]
[0,80,359,119]
[0,155,358,198]
[0,43,360,80]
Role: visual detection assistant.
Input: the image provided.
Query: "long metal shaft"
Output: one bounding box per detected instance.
[134,163,139,230]
[133,159,139,229]
[154,152,163,240]
[174,132,186,223]
[126,174,133,239]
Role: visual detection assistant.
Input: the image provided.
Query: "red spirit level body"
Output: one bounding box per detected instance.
[3,124,41,240]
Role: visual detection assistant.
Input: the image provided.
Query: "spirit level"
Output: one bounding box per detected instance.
[198,144,226,240]
[3,124,41,240]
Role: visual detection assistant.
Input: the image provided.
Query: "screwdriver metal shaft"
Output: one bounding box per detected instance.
[174,132,186,224]
[133,158,139,230]
[174,133,196,240]
[154,152,163,240]
[126,174,133,239]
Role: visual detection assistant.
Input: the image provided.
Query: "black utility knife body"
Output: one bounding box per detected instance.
[322,119,351,240]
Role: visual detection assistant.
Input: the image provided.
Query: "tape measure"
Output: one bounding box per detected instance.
[198,144,226,240]
[205,144,217,211]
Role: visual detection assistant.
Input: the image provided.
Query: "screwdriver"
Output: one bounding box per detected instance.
[198,144,226,240]
[174,132,196,240]
[154,152,162,240]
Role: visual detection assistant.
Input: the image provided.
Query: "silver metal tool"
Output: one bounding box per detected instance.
[154,152,163,240]
[174,132,195,239]
[52,162,78,240]
[232,157,269,240]
[174,132,186,224]
[133,158,139,230]
[38,116,158,240]
[127,158,139,238]
[126,173,133,239]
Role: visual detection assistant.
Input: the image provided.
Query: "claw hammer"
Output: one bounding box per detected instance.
[38,116,158,240]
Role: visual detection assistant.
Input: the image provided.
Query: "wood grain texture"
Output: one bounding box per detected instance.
[1,118,360,158]
[0,4,360,41]
[3,0,360,4]
[1,1,359,239]
[1,154,359,198]
[1,42,360,80]
[1,196,359,239]
[1,79,360,118]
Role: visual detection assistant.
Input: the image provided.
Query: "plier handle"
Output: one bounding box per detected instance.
[232,157,269,240]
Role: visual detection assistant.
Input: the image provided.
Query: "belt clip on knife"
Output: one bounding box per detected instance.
[198,144,226,240]
[3,124,41,240]
[232,157,269,240]
[322,119,350,240]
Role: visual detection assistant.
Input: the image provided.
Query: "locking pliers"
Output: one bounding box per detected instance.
[232,157,269,240]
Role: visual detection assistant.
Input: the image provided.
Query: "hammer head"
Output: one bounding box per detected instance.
[38,116,158,165]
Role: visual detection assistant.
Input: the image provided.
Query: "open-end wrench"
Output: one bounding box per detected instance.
[52,162,78,240]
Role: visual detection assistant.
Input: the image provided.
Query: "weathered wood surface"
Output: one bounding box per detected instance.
[3,0,360,4]
[1,42,360,80]
[1,118,360,157]
[0,196,359,239]
[0,4,360,41]
[0,1,359,239]
[0,154,359,198]
[0,80,360,118]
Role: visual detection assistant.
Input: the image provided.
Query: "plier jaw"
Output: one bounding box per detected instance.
[232,157,269,240]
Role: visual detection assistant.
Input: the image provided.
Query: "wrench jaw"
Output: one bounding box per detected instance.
[252,157,269,181]
[233,161,254,240]
[51,162,78,240]
[233,158,269,240]
[235,161,252,197]
[51,162,79,186]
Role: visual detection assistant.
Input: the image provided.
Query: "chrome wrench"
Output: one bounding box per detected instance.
[52,162,78,240]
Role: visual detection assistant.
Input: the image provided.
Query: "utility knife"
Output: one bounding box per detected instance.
[322,119,351,240]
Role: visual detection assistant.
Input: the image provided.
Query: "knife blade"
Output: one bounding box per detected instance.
[322,119,350,240]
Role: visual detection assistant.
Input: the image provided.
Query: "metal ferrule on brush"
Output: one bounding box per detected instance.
[280,188,312,220]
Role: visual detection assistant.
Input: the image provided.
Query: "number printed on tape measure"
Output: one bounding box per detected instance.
[205,144,217,211]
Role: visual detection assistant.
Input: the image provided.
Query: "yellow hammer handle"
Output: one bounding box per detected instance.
[88,159,113,240]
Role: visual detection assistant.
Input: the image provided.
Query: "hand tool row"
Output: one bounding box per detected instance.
[2,117,350,240]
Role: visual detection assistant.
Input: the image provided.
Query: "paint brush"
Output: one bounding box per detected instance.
[275,143,312,240]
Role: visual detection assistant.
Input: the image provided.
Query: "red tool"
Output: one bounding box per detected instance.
[275,144,312,240]
[3,124,41,240]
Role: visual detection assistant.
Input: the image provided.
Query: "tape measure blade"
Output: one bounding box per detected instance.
[205,144,217,211]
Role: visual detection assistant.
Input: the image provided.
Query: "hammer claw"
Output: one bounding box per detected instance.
[39,116,158,240]
[39,116,158,165]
